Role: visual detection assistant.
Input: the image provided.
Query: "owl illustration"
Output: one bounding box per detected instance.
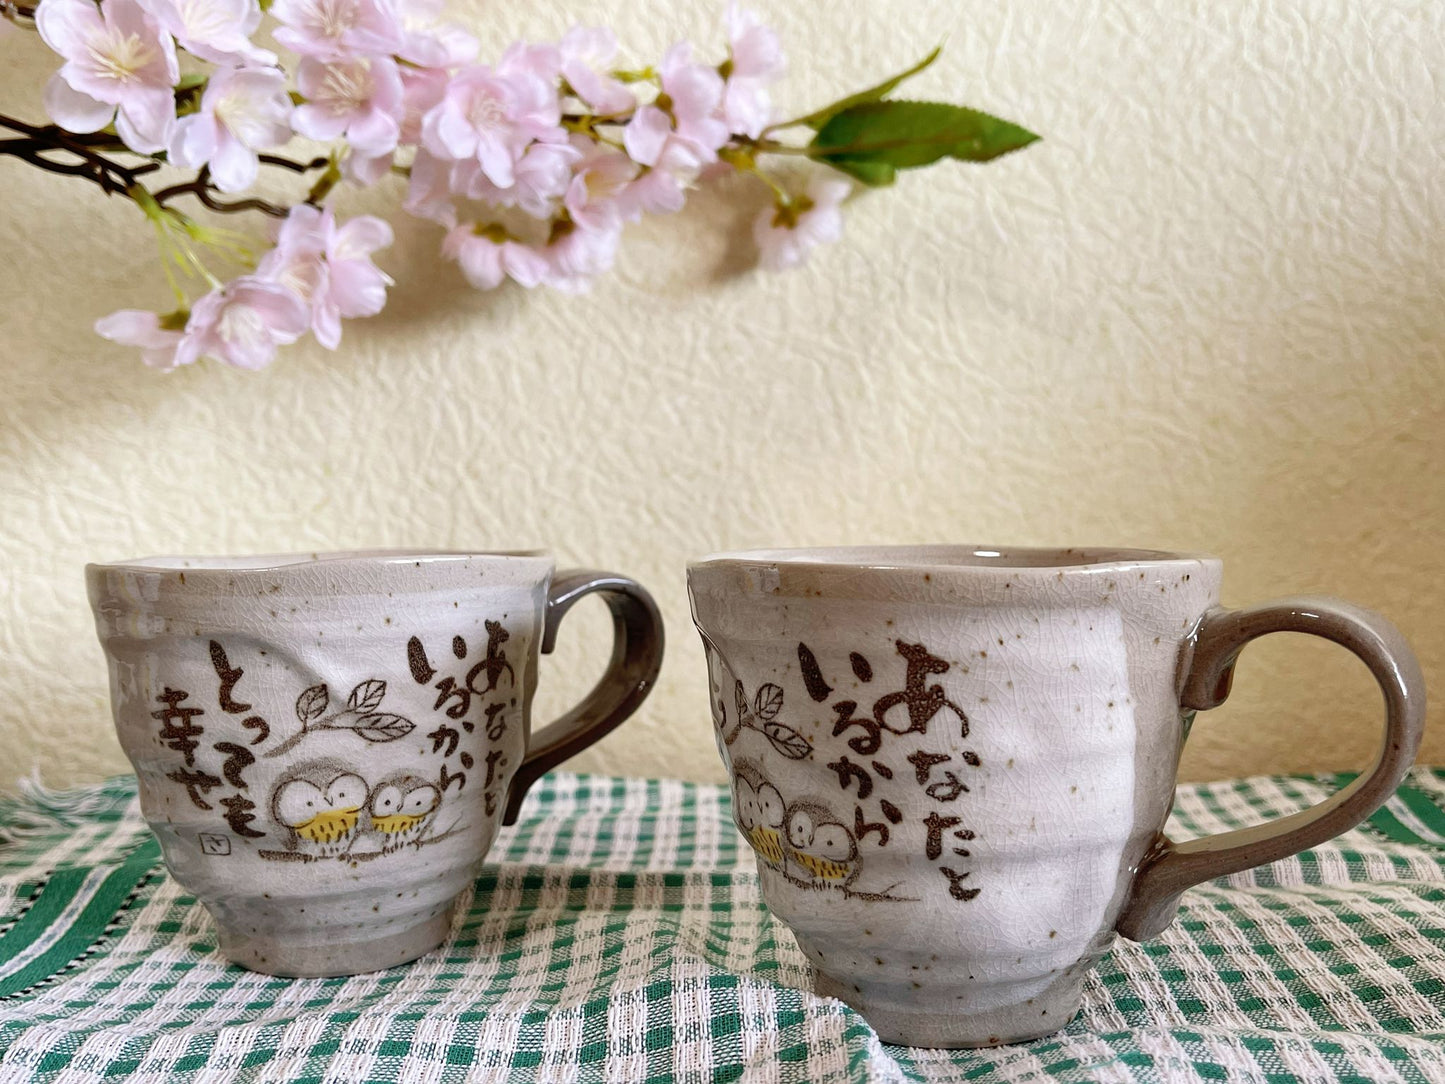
[732,761,786,870]
[784,801,860,889]
[273,771,368,857]
[369,778,441,851]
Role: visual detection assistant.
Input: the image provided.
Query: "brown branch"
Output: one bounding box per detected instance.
[258,153,330,174]
[2,2,36,24]
[1,114,326,219]
[151,166,291,218]
[0,115,155,200]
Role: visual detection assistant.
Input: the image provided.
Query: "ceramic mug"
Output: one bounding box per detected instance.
[88,550,663,976]
[687,546,1425,1047]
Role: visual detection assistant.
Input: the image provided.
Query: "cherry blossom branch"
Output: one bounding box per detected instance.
[151,167,293,218]
[13,0,1035,371]
[0,114,333,218]
[1,2,37,24]
[0,115,157,199]
[150,157,332,218]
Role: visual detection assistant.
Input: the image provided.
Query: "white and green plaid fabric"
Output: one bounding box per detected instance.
[3,769,1445,1083]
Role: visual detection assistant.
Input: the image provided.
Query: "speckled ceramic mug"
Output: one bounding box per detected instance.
[687,546,1425,1047]
[88,551,663,977]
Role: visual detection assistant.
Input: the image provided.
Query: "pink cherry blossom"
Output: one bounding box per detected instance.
[752,175,850,271]
[395,0,477,67]
[94,308,186,370]
[270,0,403,62]
[541,218,621,293]
[564,140,637,232]
[559,27,634,115]
[293,55,404,157]
[37,0,178,153]
[722,5,784,138]
[139,0,274,66]
[344,64,447,185]
[403,149,457,226]
[451,139,580,218]
[420,61,562,189]
[624,42,728,167]
[442,223,549,290]
[174,278,310,370]
[258,205,394,349]
[169,66,292,192]
[497,41,563,84]
[620,42,730,215]
[619,107,714,217]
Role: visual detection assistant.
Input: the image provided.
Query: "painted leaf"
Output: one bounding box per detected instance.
[351,713,415,742]
[762,721,812,760]
[734,680,749,722]
[850,652,873,682]
[753,683,784,721]
[792,45,941,130]
[811,100,1040,187]
[348,679,386,712]
[797,642,833,702]
[295,684,328,723]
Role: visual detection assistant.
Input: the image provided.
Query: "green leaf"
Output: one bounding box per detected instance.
[810,100,1039,185]
[789,45,942,131]
[824,158,898,187]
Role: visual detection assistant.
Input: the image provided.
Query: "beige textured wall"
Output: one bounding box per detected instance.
[1,0,1441,795]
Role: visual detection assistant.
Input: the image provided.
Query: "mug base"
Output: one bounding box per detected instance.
[813,970,1084,1048]
[216,909,454,978]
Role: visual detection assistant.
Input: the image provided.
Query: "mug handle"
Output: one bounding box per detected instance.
[1116,597,1426,940]
[502,569,665,824]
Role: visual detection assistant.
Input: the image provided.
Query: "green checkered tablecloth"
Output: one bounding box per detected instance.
[3,771,1445,1083]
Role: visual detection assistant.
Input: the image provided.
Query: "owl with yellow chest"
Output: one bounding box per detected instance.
[732,760,786,871]
[783,800,860,890]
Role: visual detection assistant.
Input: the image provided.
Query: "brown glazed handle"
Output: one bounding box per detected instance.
[1116,597,1426,940]
[502,569,665,824]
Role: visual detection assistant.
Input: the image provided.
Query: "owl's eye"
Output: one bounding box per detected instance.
[370,785,403,815]
[403,786,439,815]
[325,773,367,808]
[275,780,325,827]
[813,825,853,859]
[735,781,757,828]
[757,784,783,826]
[788,813,814,847]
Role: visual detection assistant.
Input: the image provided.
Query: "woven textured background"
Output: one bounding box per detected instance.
[3,770,1445,1082]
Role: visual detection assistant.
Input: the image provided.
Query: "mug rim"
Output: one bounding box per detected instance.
[689,544,1220,577]
[87,548,551,577]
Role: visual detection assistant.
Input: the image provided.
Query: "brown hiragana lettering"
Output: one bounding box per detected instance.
[167,767,222,809]
[219,793,265,838]
[208,641,251,714]
[212,742,254,789]
[924,811,962,860]
[826,755,873,799]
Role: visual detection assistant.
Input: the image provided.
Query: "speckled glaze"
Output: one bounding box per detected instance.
[88,550,664,977]
[687,546,1425,1047]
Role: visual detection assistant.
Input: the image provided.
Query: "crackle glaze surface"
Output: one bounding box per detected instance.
[87,551,551,976]
[688,546,1221,1046]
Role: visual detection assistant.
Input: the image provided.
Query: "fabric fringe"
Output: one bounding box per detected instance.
[0,770,136,845]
